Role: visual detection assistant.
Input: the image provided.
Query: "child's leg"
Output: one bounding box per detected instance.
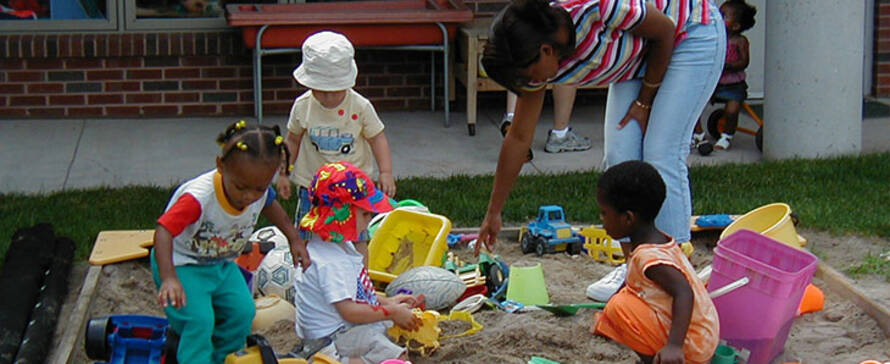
[592,288,668,359]
[722,100,741,135]
[150,253,217,363]
[210,261,256,363]
[334,322,405,363]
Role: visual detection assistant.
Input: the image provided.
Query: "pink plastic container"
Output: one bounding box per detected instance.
[709,229,818,364]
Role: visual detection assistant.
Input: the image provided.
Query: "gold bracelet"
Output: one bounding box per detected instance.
[641,79,661,88]
[634,100,651,110]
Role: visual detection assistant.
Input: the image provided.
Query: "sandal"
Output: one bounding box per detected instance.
[714,133,733,150]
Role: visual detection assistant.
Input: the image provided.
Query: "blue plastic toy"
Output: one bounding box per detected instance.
[521,205,584,256]
[85,315,170,364]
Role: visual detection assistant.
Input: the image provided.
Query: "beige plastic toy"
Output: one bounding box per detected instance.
[580,226,624,265]
[387,309,483,356]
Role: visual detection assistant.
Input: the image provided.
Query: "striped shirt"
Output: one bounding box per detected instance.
[525,0,711,90]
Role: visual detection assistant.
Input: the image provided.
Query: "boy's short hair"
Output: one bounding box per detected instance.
[597,161,666,222]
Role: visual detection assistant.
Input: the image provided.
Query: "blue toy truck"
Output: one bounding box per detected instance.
[521,205,584,256]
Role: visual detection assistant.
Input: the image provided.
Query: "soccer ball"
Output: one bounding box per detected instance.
[255,245,299,304]
[249,226,289,250]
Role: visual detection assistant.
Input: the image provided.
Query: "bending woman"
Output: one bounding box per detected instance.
[477,0,725,252]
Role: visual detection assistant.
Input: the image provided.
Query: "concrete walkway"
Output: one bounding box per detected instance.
[1,102,888,195]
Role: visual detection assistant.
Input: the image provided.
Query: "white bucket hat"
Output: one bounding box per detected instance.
[293,31,358,91]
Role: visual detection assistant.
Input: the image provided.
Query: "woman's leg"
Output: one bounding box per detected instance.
[642,17,726,244]
[603,80,644,168]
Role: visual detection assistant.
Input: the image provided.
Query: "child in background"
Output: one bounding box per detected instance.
[590,161,719,364]
[295,161,421,364]
[277,31,396,241]
[693,0,757,151]
[152,121,310,363]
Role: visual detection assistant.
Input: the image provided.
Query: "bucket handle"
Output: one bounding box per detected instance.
[708,277,749,299]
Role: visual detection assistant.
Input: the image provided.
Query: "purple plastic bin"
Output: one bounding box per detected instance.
[709,229,818,364]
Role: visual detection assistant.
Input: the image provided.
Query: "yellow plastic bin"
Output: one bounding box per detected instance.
[368,209,451,283]
[720,203,806,248]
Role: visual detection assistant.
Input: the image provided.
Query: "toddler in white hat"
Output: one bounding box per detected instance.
[276,31,396,242]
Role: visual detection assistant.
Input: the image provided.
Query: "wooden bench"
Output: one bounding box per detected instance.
[226,0,474,126]
[455,19,603,136]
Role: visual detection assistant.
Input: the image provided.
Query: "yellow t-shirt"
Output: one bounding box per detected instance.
[286,89,385,188]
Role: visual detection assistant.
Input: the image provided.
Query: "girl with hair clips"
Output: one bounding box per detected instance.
[151,120,311,363]
[476,0,725,300]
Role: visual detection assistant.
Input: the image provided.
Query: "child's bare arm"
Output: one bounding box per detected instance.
[333,299,420,330]
[645,264,694,363]
[276,129,304,200]
[367,131,396,197]
[154,226,185,308]
[724,35,750,72]
[262,200,311,269]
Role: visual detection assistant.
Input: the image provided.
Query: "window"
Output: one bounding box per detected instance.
[0,0,117,31]
[125,0,229,31]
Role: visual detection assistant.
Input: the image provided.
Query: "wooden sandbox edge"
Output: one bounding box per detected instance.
[50,264,103,364]
[815,262,890,337]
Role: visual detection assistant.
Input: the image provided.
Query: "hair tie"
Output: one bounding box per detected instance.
[236,141,248,151]
[217,141,225,148]
[235,120,247,130]
[288,164,294,172]
[275,136,284,145]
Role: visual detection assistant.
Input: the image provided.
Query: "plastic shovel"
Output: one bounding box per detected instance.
[536,302,606,316]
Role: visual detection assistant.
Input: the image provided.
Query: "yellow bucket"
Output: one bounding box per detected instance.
[719,203,806,248]
[368,209,451,283]
[506,262,550,305]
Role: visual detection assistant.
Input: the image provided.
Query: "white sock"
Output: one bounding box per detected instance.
[504,112,514,122]
[694,132,706,141]
[552,127,569,138]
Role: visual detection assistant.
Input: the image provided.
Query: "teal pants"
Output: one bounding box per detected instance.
[151,251,255,363]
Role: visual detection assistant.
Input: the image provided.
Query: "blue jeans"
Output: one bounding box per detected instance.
[602,7,725,243]
[295,186,312,240]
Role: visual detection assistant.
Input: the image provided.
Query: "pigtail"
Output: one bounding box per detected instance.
[270,124,293,176]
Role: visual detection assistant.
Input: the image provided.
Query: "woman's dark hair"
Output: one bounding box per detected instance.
[597,160,666,222]
[481,0,575,94]
[216,121,292,175]
[724,0,756,33]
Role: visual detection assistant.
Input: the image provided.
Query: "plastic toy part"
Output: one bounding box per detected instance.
[439,310,483,339]
[388,309,442,356]
[506,263,549,305]
[85,315,169,364]
[580,226,625,265]
[797,283,824,315]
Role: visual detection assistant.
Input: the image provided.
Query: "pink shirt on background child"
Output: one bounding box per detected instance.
[719,38,746,84]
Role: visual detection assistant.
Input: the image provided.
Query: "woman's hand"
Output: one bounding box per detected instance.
[652,343,685,364]
[377,172,396,197]
[276,175,292,200]
[390,304,421,331]
[617,100,652,134]
[476,212,502,256]
[158,277,186,308]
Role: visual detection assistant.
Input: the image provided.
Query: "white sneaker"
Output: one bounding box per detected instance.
[586,264,627,302]
[714,133,733,150]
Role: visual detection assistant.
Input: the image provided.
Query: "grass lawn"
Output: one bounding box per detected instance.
[1,152,889,267]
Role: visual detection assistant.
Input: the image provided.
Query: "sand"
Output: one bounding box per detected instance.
[54,228,890,363]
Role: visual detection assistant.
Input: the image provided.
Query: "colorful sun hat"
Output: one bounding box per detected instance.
[300,161,395,243]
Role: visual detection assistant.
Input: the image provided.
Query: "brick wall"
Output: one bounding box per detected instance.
[876,1,890,96]
[0,32,439,118]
